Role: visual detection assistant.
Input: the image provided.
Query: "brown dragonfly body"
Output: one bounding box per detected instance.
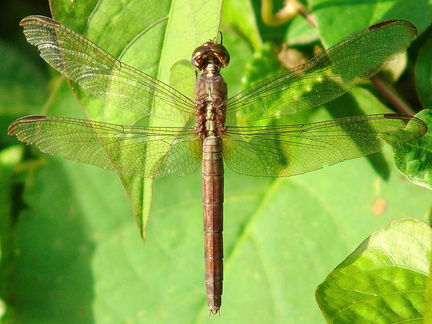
[8,16,428,314]
[193,42,230,313]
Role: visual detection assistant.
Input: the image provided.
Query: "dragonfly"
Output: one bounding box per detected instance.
[8,16,427,314]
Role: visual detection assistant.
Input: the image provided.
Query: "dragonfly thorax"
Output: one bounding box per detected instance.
[194,55,228,138]
[194,68,228,137]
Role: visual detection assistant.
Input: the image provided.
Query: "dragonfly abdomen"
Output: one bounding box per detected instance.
[202,135,224,314]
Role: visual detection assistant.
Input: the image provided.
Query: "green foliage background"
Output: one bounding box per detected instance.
[1,0,431,323]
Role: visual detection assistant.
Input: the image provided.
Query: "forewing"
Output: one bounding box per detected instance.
[8,116,202,177]
[226,21,417,123]
[20,15,194,123]
[222,114,427,177]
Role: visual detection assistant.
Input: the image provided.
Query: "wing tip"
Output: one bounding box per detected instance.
[20,15,58,27]
[369,20,417,38]
[8,115,46,135]
[383,113,428,139]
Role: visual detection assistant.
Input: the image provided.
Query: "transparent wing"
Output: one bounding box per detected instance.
[222,114,427,177]
[8,115,202,177]
[225,20,417,123]
[20,15,195,123]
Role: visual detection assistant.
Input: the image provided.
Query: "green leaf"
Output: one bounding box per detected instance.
[0,40,47,117]
[0,145,24,322]
[316,218,430,323]
[240,42,283,90]
[222,0,262,50]
[394,109,432,189]
[416,39,432,107]
[310,0,432,47]
[284,15,319,45]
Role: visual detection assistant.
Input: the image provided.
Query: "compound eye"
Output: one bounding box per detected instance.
[208,43,230,68]
[191,41,230,70]
[191,45,209,70]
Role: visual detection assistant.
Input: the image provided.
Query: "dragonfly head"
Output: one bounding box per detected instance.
[191,41,230,71]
